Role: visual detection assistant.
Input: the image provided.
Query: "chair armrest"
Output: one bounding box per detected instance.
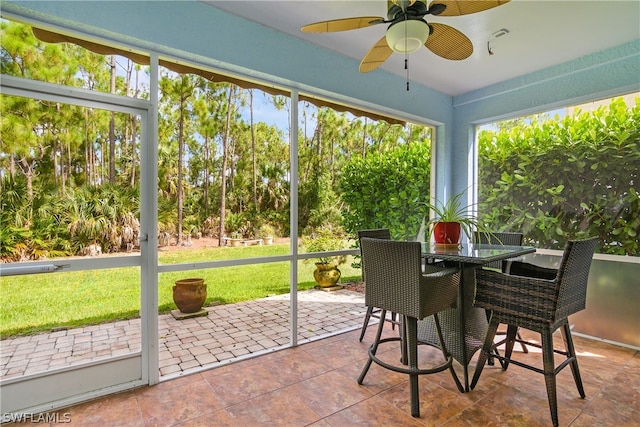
[423,265,460,278]
[505,260,557,280]
[500,256,525,272]
[420,266,460,314]
[474,269,557,323]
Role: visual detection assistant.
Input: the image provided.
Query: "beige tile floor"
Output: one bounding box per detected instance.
[6,316,639,426]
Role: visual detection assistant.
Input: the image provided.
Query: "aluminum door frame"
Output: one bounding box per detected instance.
[0,73,158,414]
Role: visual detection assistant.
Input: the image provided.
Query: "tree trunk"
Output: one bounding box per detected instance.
[129,114,137,187]
[330,136,335,185]
[177,93,185,246]
[84,110,90,185]
[123,59,136,187]
[109,55,116,184]
[130,63,139,187]
[218,85,235,246]
[100,125,106,184]
[52,124,59,188]
[66,140,71,192]
[362,117,368,157]
[18,158,35,202]
[53,105,66,193]
[203,134,210,216]
[250,89,257,208]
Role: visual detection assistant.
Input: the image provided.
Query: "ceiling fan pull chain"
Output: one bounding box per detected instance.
[405,58,410,91]
[405,14,410,91]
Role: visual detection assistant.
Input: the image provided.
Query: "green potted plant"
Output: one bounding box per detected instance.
[258,223,276,245]
[227,231,244,247]
[302,225,348,288]
[423,191,489,246]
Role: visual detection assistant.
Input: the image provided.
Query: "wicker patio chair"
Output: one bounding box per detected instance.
[357,237,461,417]
[473,231,524,270]
[471,237,599,427]
[473,231,528,360]
[357,228,397,341]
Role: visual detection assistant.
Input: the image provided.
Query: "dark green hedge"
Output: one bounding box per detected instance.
[478,97,640,255]
[340,143,431,242]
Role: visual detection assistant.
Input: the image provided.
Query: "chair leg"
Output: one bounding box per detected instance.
[485,310,495,366]
[502,325,518,370]
[404,316,420,417]
[517,329,529,353]
[541,329,560,427]
[358,310,387,384]
[359,308,399,341]
[561,322,585,398]
[489,346,501,367]
[400,316,408,366]
[470,319,500,390]
[359,306,374,342]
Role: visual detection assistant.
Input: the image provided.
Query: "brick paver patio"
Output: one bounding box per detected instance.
[1,289,368,380]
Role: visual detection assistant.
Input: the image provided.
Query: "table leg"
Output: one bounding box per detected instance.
[459,263,469,391]
[400,316,408,366]
[417,263,488,392]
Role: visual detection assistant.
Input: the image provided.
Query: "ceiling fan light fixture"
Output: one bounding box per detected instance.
[386,20,429,53]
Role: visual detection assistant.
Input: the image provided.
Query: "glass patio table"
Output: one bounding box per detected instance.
[417,243,536,392]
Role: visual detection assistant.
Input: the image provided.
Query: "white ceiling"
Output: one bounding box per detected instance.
[205,0,640,96]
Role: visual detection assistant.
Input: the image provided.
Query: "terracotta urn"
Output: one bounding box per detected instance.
[173,278,207,313]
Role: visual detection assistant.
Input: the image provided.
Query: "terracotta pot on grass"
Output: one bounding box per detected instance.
[173,278,207,313]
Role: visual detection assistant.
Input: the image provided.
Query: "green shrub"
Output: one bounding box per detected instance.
[478,97,640,255]
[340,142,431,242]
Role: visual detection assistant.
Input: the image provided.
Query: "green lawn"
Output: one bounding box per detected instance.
[0,243,361,338]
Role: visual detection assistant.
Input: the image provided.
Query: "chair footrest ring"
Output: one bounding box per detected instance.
[368,336,454,376]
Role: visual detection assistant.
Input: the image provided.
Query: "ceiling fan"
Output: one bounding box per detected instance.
[301,0,510,73]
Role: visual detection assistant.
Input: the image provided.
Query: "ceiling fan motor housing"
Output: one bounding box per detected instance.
[387,0,429,21]
[386,0,431,53]
[386,20,430,53]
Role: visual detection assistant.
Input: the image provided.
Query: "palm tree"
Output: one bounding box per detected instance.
[159,72,199,245]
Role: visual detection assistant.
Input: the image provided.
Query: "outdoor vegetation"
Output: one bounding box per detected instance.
[1,20,638,338]
[0,243,361,337]
[0,20,430,262]
[477,97,639,256]
[0,21,431,337]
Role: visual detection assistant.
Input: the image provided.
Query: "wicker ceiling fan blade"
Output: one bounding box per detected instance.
[359,36,393,73]
[301,16,384,33]
[429,0,510,17]
[425,23,473,60]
